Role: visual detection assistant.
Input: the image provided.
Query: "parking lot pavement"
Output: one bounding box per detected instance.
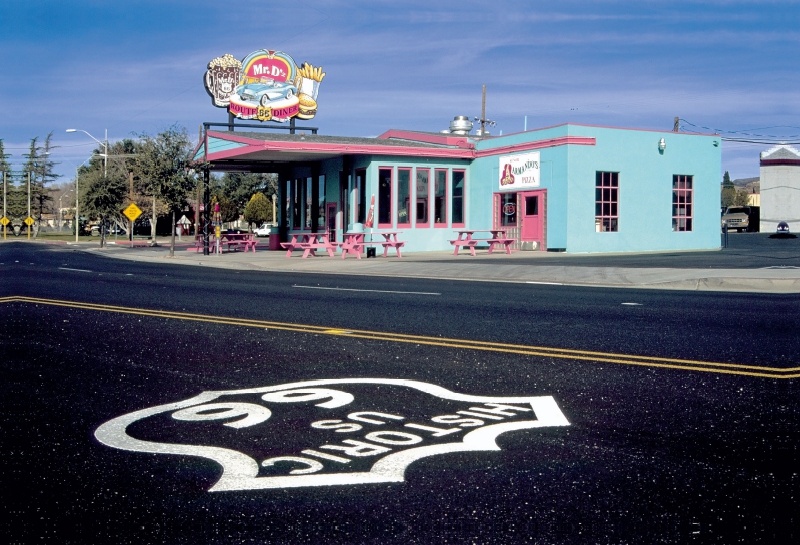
[56,233,800,293]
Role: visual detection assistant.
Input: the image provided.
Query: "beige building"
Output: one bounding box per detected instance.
[760,145,800,232]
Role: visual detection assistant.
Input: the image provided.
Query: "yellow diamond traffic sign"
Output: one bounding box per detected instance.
[24,216,35,226]
[0,217,9,226]
[123,203,143,222]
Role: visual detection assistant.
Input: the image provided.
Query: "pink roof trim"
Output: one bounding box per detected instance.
[476,136,595,157]
[377,129,474,149]
[204,131,595,161]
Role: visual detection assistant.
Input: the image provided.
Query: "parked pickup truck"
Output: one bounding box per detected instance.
[721,206,751,232]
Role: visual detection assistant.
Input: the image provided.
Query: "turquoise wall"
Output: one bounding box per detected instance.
[283,124,721,254]
[563,125,721,253]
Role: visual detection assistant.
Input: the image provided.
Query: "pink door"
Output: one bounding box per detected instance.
[520,190,544,242]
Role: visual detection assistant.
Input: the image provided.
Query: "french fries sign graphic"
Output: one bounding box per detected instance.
[95,378,570,491]
[204,49,324,122]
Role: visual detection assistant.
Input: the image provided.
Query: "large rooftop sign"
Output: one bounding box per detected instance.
[204,50,325,123]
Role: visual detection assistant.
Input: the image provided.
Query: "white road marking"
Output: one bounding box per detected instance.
[621,302,642,306]
[59,267,92,273]
[293,285,440,296]
[526,281,563,285]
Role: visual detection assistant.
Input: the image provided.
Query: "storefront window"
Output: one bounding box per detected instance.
[397,168,411,226]
[378,168,392,227]
[500,192,517,227]
[285,180,290,228]
[292,178,302,229]
[452,170,465,226]
[318,175,326,228]
[305,177,312,229]
[356,169,366,224]
[416,169,429,226]
[434,169,447,226]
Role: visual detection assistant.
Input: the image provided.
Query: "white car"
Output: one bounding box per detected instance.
[254,223,274,237]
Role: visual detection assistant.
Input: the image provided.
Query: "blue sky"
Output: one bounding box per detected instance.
[2,0,799,183]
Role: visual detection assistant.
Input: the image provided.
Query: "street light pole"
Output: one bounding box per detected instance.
[66,129,108,177]
[75,166,80,242]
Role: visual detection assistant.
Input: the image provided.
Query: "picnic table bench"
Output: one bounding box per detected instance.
[186,233,257,253]
[339,231,405,259]
[450,230,514,256]
[281,233,336,258]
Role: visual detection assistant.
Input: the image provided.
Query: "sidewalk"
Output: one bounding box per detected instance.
[67,237,800,294]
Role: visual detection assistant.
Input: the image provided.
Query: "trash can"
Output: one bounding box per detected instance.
[269,226,281,251]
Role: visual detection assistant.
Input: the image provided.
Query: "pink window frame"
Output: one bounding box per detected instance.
[451,169,466,228]
[595,171,619,232]
[434,169,448,228]
[672,174,693,232]
[415,168,431,228]
[396,168,412,227]
[378,167,393,229]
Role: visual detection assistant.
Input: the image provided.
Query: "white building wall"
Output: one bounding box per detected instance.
[760,164,800,232]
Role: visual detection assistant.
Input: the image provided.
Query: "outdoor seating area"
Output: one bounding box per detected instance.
[280,230,406,259]
[450,230,515,256]
[187,233,258,254]
[280,232,337,258]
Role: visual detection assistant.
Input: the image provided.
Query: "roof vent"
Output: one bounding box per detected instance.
[448,116,473,135]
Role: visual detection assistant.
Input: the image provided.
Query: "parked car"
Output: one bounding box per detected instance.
[721,206,751,232]
[236,77,297,106]
[254,223,274,237]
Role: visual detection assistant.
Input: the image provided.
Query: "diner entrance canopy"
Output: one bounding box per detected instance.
[193,123,476,171]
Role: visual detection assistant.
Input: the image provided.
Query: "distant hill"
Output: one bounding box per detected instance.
[733,177,760,193]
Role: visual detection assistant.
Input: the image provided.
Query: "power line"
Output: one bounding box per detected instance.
[680,118,800,143]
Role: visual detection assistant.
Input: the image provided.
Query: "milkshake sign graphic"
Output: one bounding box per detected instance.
[204,49,325,122]
[499,151,541,189]
[95,378,570,491]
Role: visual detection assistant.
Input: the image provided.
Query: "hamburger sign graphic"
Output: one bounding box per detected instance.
[204,49,324,122]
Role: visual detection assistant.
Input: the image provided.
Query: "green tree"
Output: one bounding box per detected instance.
[75,139,138,242]
[733,189,751,207]
[80,170,127,247]
[721,171,736,208]
[212,172,278,219]
[243,192,271,228]
[21,133,61,233]
[215,193,239,224]
[0,139,11,218]
[132,125,195,246]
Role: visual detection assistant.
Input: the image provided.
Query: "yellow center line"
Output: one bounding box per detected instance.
[6,295,797,379]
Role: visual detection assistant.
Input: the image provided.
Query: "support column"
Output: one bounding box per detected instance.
[203,167,210,255]
[278,170,287,242]
[311,163,320,234]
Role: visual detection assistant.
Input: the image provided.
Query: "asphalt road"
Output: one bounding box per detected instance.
[4,242,798,544]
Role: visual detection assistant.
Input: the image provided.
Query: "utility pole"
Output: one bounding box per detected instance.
[27,171,31,239]
[673,117,680,132]
[129,171,134,242]
[473,85,496,136]
[2,170,6,240]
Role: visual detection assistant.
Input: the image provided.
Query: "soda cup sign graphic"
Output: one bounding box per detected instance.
[205,54,242,107]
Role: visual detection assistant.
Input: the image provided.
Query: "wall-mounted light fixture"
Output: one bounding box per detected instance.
[658,138,666,152]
